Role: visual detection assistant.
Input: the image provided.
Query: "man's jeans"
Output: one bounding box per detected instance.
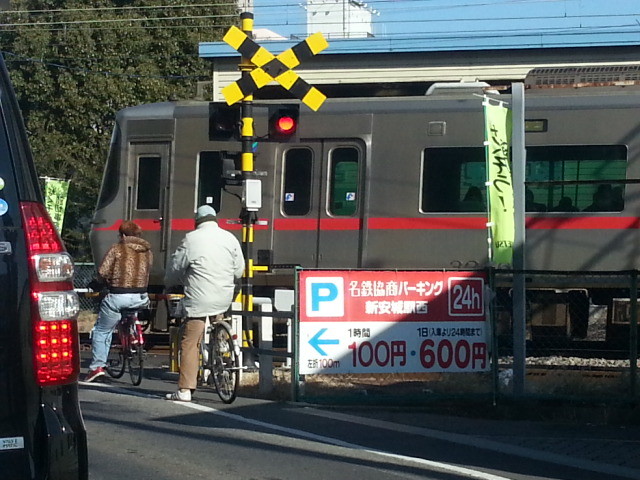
[89,293,149,370]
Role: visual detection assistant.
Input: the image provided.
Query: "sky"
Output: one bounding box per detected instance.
[251,0,640,40]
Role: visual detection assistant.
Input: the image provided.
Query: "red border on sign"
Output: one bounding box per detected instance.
[299,270,486,323]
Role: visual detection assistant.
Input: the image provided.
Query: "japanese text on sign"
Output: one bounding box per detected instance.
[298,270,489,375]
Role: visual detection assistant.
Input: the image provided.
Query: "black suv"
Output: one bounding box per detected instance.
[0,56,88,478]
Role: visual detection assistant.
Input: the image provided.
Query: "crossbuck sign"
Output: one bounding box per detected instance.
[222,26,329,111]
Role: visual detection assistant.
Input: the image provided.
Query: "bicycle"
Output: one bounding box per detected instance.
[173,313,241,404]
[206,316,242,403]
[105,308,146,386]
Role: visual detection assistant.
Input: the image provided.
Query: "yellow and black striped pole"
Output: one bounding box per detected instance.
[222,13,329,367]
[239,11,256,365]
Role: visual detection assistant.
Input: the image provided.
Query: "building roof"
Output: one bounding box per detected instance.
[199,28,640,58]
[198,28,640,102]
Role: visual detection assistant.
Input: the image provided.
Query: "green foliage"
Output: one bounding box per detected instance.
[0,0,237,260]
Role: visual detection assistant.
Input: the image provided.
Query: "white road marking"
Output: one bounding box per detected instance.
[81,382,640,480]
[173,400,514,480]
[299,408,640,480]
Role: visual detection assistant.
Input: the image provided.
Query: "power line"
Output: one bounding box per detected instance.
[3,14,638,37]
[0,2,238,15]
[0,13,237,28]
[1,51,209,81]
[1,1,637,45]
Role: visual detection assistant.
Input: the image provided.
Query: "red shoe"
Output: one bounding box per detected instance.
[84,367,105,382]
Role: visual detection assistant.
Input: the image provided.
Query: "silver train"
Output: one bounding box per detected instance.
[89,70,640,340]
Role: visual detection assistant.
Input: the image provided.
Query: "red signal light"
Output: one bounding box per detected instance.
[275,115,296,134]
[269,105,299,141]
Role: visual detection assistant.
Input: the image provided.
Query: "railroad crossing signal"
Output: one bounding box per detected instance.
[222,25,329,111]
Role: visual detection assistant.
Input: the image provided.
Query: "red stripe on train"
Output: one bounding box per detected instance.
[369,217,640,230]
[368,217,487,229]
[272,218,362,230]
[526,216,640,229]
[93,216,640,232]
[94,218,269,231]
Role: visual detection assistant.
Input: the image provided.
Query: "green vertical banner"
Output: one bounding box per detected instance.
[484,101,514,265]
[44,178,70,232]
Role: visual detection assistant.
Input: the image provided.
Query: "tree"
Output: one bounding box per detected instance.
[0,0,237,259]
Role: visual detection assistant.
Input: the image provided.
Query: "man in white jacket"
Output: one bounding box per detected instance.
[164,205,245,401]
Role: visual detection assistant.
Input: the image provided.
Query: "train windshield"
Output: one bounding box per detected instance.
[421,145,627,213]
[96,123,121,210]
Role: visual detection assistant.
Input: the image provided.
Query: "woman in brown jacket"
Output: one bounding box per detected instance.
[85,221,153,382]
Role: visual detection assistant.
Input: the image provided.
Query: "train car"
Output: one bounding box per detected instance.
[89,67,640,340]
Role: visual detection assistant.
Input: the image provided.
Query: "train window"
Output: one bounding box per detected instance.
[136,156,160,210]
[422,147,485,213]
[282,148,312,216]
[197,152,225,213]
[422,145,627,213]
[527,145,627,212]
[329,147,359,216]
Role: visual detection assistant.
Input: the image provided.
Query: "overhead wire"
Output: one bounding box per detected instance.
[2,0,639,78]
[1,0,637,31]
[0,2,238,15]
[1,50,209,81]
[0,13,237,28]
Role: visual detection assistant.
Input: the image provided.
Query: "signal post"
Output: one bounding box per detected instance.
[222,12,328,365]
[238,11,258,360]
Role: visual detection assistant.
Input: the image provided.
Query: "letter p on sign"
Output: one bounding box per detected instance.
[306,277,344,317]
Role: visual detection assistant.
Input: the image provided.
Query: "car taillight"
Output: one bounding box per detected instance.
[21,201,80,386]
[34,319,78,384]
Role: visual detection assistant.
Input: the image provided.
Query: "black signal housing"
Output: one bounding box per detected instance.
[209,103,240,140]
[268,104,299,141]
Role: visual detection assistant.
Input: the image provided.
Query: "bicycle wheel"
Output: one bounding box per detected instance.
[209,322,239,404]
[105,329,126,378]
[128,342,144,386]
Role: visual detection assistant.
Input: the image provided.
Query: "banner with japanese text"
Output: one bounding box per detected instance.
[484,101,514,265]
[298,270,489,375]
[44,178,70,233]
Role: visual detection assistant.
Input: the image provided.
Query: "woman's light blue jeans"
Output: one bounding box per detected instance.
[89,293,149,370]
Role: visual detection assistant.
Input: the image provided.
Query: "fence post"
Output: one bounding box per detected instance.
[292,268,301,402]
[258,303,274,394]
[274,289,295,369]
[169,326,180,373]
[231,302,244,375]
[630,271,638,400]
[489,268,499,405]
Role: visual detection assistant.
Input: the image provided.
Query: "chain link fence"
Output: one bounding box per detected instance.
[74,262,98,312]
[493,270,638,403]
[75,261,639,406]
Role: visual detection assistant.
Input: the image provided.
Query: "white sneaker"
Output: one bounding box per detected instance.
[165,389,191,402]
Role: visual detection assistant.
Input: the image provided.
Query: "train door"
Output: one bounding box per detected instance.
[272,140,365,268]
[128,142,171,271]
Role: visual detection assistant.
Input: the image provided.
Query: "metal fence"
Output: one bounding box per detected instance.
[75,261,640,406]
[74,262,97,312]
[291,269,639,406]
[493,270,638,403]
